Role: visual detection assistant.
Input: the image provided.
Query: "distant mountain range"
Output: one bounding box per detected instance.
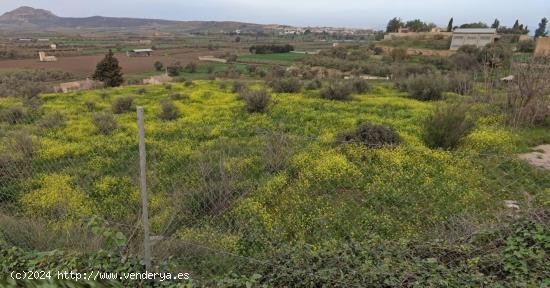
[0,6,266,33]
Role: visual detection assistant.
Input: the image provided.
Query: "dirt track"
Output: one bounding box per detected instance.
[0,49,210,76]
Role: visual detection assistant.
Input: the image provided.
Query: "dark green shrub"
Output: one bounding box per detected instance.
[92,113,118,135]
[135,88,146,94]
[0,106,25,124]
[350,78,370,93]
[422,102,474,150]
[320,81,353,101]
[268,78,302,93]
[154,61,164,71]
[158,100,181,121]
[337,122,401,148]
[39,111,65,129]
[241,89,271,113]
[167,62,183,77]
[184,62,198,73]
[407,74,444,101]
[184,80,193,87]
[111,96,133,114]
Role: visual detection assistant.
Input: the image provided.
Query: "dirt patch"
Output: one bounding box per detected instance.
[519,144,550,170]
[0,48,211,77]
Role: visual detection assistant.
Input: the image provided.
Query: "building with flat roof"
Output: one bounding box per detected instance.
[127,48,153,57]
[450,28,498,50]
[535,37,550,57]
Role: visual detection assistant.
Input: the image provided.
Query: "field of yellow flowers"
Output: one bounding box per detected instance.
[0,80,548,257]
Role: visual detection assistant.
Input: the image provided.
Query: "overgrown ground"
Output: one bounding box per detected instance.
[0,80,549,286]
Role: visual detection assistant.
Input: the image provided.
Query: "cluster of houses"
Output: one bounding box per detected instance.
[267,25,374,36]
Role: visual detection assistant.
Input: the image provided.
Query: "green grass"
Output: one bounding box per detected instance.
[0,81,548,280]
[238,52,307,64]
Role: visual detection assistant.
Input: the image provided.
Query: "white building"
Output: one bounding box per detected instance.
[450,28,498,51]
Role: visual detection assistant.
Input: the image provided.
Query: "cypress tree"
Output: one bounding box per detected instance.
[535,18,548,38]
[491,19,500,29]
[447,17,454,32]
[93,50,124,87]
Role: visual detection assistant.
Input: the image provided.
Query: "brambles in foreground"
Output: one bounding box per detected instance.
[158,100,181,121]
[92,113,118,135]
[320,81,353,101]
[240,89,271,113]
[111,96,133,114]
[337,122,401,148]
[423,102,475,150]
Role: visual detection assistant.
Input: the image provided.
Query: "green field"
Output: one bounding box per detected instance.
[0,80,548,286]
[238,52,307,64]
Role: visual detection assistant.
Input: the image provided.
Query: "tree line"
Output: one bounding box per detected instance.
[249,44,294,54]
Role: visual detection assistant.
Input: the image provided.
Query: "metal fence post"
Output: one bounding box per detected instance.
[137,106,151,271]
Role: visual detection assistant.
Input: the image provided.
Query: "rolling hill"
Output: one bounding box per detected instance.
[0,6,266,33]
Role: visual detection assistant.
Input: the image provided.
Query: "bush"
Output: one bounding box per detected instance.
[184,80,193,87]
[337,123,401,148]
[158,100,181,121]
[231,81,247,93]
[0,106,25,124]
[167,62,183,77]
[449,53,479,71]
[407,74,444,101]
[11,132,35,158]
[154,61,164,71]
[84,100,96,111]
[517,40,535,53]
[240,89,271,113]
[111,96,133,114]
[390,48,408,62]
[268,78,302,93]
[446,72,474,95]
[305,79,323,90]
[422,102,475,150]
[170,93,189,101]
[184,62,198,73]
[135,88,146,94]
[92,113,118,135]
[320,81,353,101]
[38,111,65,129]
[350,78,370,93]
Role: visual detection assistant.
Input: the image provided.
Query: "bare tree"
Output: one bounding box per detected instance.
[506,56,550,127]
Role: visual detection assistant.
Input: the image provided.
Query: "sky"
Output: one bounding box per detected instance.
[0,0,548,31]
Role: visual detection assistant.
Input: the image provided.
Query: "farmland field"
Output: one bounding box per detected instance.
[0,48,215,77]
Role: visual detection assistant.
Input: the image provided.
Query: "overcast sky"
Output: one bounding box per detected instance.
[0,0,548,31]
